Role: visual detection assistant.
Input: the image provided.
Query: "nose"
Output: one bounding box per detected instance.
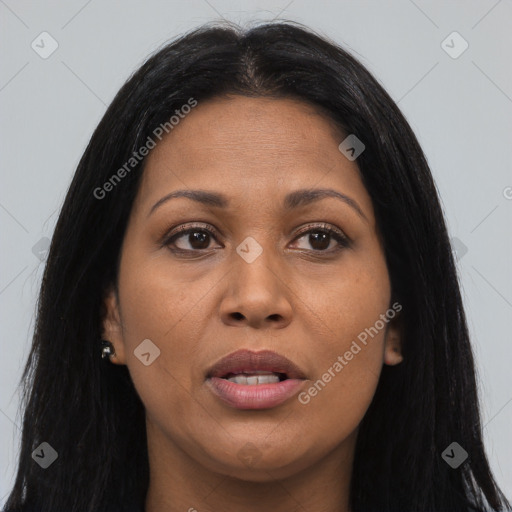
[219,248,293,330]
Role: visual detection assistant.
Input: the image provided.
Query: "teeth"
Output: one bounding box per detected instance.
[226,373,281,385]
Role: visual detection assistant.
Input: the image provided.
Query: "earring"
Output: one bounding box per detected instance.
[100,339,116,360]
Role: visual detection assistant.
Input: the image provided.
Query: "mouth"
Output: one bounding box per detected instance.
[205,349,307,410]
[206,349,307,381]
[220,370,289,385]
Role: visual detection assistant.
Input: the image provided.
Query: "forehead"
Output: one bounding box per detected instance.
[135,95,374,219]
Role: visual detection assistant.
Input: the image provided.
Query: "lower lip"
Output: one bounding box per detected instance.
[206,377,306,410]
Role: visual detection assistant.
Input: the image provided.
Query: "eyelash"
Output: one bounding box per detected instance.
[161,222,350,255]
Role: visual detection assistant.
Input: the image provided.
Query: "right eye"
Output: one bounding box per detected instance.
[163,224,222,253]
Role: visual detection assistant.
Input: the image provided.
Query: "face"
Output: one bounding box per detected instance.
[102,95,403,482]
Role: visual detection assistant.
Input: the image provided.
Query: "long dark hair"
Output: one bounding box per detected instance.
[4,20,510,512]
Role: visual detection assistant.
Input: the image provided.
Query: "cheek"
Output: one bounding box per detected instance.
[116,228,219,349]
[295,303,387,447]
[297,340,383,441]
[294,249,390,437]
[114,248,214,421]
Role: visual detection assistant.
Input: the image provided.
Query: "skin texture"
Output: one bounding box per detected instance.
[102,95,404,512]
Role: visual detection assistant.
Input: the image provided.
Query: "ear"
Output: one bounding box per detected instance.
[101,285,127,365]
[383,306,404,366]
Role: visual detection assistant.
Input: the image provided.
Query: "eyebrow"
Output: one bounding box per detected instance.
[148,188,368,222]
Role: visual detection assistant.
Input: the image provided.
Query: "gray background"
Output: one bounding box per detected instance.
[1,0,511,503]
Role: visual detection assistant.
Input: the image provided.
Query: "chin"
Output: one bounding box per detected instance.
[199,442,314,482]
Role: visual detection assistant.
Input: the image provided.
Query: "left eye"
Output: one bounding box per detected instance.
[291,227,350,252]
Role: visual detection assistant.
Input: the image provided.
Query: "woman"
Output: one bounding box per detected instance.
[3,21,510,512]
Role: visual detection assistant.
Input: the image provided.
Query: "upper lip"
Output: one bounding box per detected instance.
[206,349,307,380]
